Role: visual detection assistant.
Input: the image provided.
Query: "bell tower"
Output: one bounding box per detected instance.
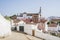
[39,7,42,20]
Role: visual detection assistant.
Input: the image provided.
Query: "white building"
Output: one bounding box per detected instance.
[0,14,11,37]
[17,12,39,19]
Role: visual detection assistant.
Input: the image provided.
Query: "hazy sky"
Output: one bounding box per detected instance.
[0,0,60,18]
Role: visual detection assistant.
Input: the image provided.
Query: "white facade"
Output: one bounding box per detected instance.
[17,17,24,20]
[11,20,15,27]
[16,21,43,35]
[45,20,58,32]
[17,13,33,19]
[57,25,60,31]
[0,14,11,37]
[24,24,43,35]
[16,21,26,31]
[24,25,32,35]
[23,13,27,18]
[45,22,48,32]
[48,27,58,32]
[45,25,58,32]
[58,26,60,30]
[46,24,59,32]
[24,24,34,35]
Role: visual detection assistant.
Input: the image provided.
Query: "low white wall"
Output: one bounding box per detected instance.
[24,29,32,35]
[35,30,60,40]
[58,26,60,30]
[24,24,33,35]
[16,23,60,40]
[48,27,58,31]
[16,24,33,35]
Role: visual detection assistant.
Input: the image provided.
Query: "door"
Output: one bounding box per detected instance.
[15,27,17,31]
[19,26,24,32]
[32,30,35,36]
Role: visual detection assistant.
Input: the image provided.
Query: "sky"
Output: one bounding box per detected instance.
[0,0,60,18]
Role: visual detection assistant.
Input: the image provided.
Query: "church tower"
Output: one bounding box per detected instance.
[38,7,47,32]
[39,7,42,20]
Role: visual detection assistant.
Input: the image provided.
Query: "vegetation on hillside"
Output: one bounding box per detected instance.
[4,16,11,21]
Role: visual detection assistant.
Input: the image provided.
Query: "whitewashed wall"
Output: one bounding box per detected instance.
[35,30,60,40]
[0,14,11,37]
[16,21,26,31]
[17,17,24,19]
[58,27,60,30]
[16,26,19,31]
[23,13,27,18]
[11,20,15,27]
[57,25,60,30]
[45,22,48,32]
[48,27,58,31]
[24,24,33,35]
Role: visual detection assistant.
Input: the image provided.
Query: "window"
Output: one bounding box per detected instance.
[27,14,32,16]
